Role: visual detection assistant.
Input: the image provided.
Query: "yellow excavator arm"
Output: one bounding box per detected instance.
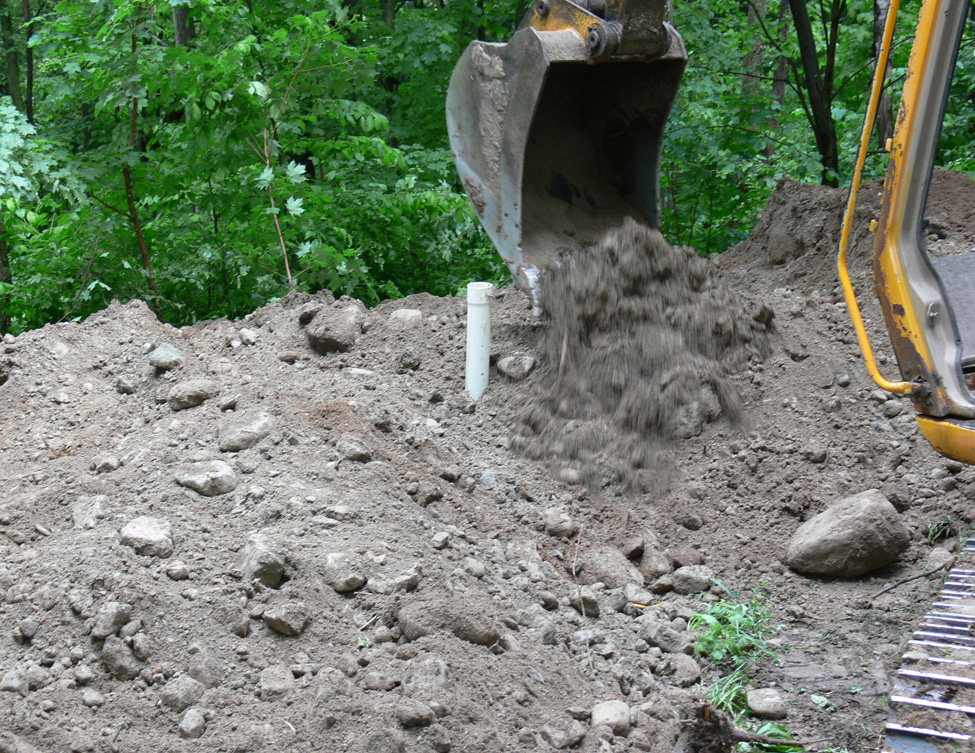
[840,0,975,463]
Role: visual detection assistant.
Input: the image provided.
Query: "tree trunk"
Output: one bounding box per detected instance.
[872,0,894,148]
[21,0,32,123]
[766,1,789,159]
[787,0,840,186]
[1,5,23,113]
[172,6,196,47]
[0,213,11,334]
[742,0,765,102]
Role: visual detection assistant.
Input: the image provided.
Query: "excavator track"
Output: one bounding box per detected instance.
[885,537,975,752]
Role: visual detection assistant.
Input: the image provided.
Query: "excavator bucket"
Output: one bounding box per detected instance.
[446,0,686,306]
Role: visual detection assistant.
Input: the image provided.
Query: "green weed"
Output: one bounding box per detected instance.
[690,594,777,667]
[925,515,957,544]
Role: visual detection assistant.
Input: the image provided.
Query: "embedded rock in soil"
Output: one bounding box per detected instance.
[119,517,173,558]
[178,708,207,739]
[746,687,787,719]
[101,636,142,680]
[148,343,185,370]
[576,545,644,588]
[91,601,132,639]
[219,411,274,452]
[306,302,364,354]
[398,596,501,646]
[591,699,630,736]
[786,489,910,576]
[161,675,206,712]
[167,378,220,410]
[174,460,238,496]
[263,602,310,636]
[240,536,286,588]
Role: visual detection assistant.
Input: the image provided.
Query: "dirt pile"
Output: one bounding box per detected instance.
[512,219,772,489]
[3,171,975,752]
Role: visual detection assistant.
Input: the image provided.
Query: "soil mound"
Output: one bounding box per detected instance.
[511,219,773,489]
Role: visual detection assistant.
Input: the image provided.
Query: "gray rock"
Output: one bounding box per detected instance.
[73,664,94,685]
[399,597,500,646]
[22,664,51,691]
[0,730,44,753]
[389,309,423,326]
[370,566,421,595]
[161,675,205,711]
[336,435,372,462]
[661,653,701,687]
[119,517,173,558]
[927,547,956,572]
[746,687,787,719]
[639,547,673,581]
[0,668,28,697]
[578,545,644,588]
[263,602,310,636]
[178,708,207,739]
[260,664,295,701]
[148,343,184,371]
[188,653,223,689]
[542,508,578,538]
[175,460,238,496]
[637,615,692,655]
[91,601,132,639]
[322,552,367,593]
[168,378,220,410]
[72,495,107,530]
[623,583,653,606]
[91,454,120,473]
[540,725,568,749]
[395,697,436,728]
[241,537,285,588]
[82,689,105,707]
[786,489,909,576]
[497,354,536,381]
[568,587,600,618]
[239,327,258,345]
[591,699,630,736]
[432,532,451,550]
[219,411,274,452]
[101,636,141,680]
[306,303,363,354]
[671,565,714,594]
[115,375,137,394]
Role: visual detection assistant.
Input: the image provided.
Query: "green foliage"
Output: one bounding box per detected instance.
[925,515,957,545]
[690,594,777,668]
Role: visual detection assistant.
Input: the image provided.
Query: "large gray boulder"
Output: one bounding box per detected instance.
[786,489,909,576]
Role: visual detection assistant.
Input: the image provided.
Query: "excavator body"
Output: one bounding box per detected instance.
[840,0,975,464]
[446,0,686,308]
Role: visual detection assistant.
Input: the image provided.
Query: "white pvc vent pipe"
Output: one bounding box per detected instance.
[465,282,493,400]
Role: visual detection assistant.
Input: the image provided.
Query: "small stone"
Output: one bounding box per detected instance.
[389,309,423,326]
[161,675,205,712]
[73,664,94,685]
[306,304,363,354]
[591,699,630,736]
[0,668,28,697]
[661,653,701,687]
[259,664,295,701]
[370,567,422,595]
[463,558,486,578]
[101,636,141,680]
[746,687,787,719]
[91,454,120,474]
[91,602,132,640]
[671,565,714,594]
[165,561,190,580]
[336,436,372,462]
[543,508,578,538]
[241,537,285,588]
[239,327,258,345]
[568,587,600,618]
[18,616,39,641]
[174,460,238,496]
[432,532,451,550]
[82,689,105,708]
[148,343,184,371]
[115,376,137,394]
[72,495,107,530]
[178,707,207,739]
[322,553,366,593]
[219,411,274,452]
[263,602,310,636]
[167,378,220,410]
[882,399,904,418]
[497,354,536,381]
[119,517,173,558]
[395,698,436,728]
[540,725,568,749]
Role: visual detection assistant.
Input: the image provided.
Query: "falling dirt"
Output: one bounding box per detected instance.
[3,170,975,752]
[512,219,772,490]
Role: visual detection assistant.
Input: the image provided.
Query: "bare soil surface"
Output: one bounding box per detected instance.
[3,169,975,753]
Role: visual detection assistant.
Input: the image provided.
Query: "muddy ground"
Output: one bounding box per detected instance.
[2,169,974,752]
